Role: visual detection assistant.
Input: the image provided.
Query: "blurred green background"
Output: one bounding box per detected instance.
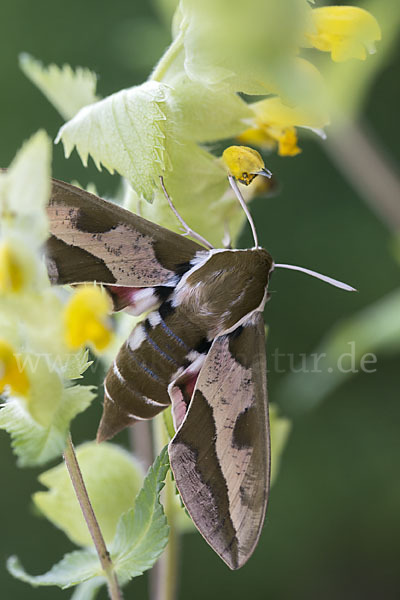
[0,0,399,598]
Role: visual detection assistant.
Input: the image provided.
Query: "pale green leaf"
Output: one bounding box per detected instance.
[164,66,252,142]
[62,349,93,380]
[269,403,291,486]
[7,550,102,588]
[179,0,311,95]
[56,81,171,200]
[155,0,179,25]
[111,446,170,583]
[34,442,144,547]
[0,385,95,467]
[0,130,51,245]
[69,578,104,600]
[19,54,100,121]
[278,287,400,414]
[124,142,247,247]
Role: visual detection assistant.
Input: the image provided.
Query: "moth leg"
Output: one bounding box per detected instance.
[159,176,214,250]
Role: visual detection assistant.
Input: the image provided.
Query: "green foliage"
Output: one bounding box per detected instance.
[7,447,170,592]
[19,54,100,121]
[56,81,172,201]
[0,385,95,467]
[0,134,97,466]
[33,442,145,546]
[7,551,103,589]
[110,445,170,583]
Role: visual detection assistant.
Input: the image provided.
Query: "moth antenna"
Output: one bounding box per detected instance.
[273,263,357,292]
[159,176,214,250]
[228,175,259,248]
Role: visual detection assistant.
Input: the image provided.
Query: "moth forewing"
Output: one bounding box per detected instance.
[46,178,203,288]
[169,312,270,570]
[45,178,274,569]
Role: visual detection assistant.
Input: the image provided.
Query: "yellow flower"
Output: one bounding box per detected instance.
[64,286,113,352]
[306,6,381,62]
[0,242,25,293]
[222,146,269,185]
[238,96,329,157]
[0,339,30,396]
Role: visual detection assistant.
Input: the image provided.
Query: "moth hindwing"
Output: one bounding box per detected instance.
[46,179,273,569]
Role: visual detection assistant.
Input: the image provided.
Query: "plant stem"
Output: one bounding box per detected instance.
[151,29,185,82]
[63,434,123,600]
[150,415,180,600]
[324,119,400,233]
[129,421,154,471]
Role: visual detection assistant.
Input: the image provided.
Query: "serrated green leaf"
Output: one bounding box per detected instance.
[0,385,95,467]
[7,550,102,589]
[111,446,170,583]
[56,81,171,200]
[62,348,93,380]
[34,442,144,547]
[19,54,100,121]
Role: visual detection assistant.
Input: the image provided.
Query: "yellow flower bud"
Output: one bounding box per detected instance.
[0,242,25,293]
[306,6,381,62]
[64,286,113,352]
[222,146,267,185]
[0,339,30,396]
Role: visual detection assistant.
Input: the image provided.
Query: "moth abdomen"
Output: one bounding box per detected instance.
[97,303,208,442]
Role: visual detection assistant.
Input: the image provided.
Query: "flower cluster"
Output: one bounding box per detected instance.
[0,133,113,466]
[21,1,380,248]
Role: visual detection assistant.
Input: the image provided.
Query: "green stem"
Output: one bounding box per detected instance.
[150,414,180,600]
[151,29,185,82]
[63,434,123,600]
[324,119,400,233]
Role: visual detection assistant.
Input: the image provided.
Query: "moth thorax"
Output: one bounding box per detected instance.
[175,249,272,339]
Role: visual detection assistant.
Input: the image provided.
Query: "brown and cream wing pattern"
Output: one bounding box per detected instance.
[169,311,270,569]
[46,178,203,287]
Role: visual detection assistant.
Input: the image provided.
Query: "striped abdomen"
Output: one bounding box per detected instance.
[97,300,208,441]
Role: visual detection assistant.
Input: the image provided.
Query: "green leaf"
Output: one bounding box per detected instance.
[0,385,95,467]
[69,578,104,600]
[19,54,100,121]
[34,442,144,547]
[269,403,291,486]
[0,130,51,246]
[278,287,400,415]
[7,550,103,589]
[124,142,248,247]
[56,81,171,201]
[164,65,252,143]
[111,446,170,583]
[179,0,311,95]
